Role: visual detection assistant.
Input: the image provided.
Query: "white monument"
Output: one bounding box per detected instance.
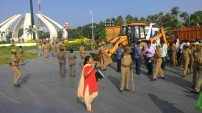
[0,13,68,43]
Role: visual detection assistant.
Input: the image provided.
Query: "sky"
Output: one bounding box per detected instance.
[0,0,201,29]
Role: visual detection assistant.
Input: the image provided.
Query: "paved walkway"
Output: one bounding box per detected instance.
[0,51,201,113]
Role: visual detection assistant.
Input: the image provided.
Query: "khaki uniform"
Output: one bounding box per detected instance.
[193,49,202,86]
[172,45,178,66]
[19,48,24,65]
[80,46,85,68]
[182,49,191,76]
[189,47,194,73]
[57,51,66,78]
[98,45,105,70]
[60,43,66,51]
[153,49,164,79]
[42,44,49,58]
[11,54,22,85]
[194,48,202,92]
[68,52,76,77]
[120,53,132,91]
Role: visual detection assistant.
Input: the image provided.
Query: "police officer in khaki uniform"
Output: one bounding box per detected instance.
[172,43,178,67]
[193,45,201,87]
[68,48,77,77]
[42,42,49,58]
[98,42,106,70]
[10,49,22,87]
[153,45,165,80]
[189,45,195,73]
[80,43,86,68]
[194,46,202,93]
[18,46,24,65]
[120,46,132,93]
[57,47,66,78]
[182,44,191,77]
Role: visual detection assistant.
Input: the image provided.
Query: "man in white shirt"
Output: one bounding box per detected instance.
[161,42,167,69]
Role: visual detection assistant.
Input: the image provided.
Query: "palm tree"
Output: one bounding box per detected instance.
[25,25,35,40]
[180,12,189,26]
[125,14,134,24]
[170,6,180,19]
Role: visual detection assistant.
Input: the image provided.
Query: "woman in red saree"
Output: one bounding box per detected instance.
[77,56,98,112]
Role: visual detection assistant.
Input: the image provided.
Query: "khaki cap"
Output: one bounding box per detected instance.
[11,49,17,53]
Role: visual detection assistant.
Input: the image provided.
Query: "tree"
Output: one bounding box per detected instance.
[115,16,124,26]
[125,14,134,24]
[190,11,202,26]
[25,25,36,40]
[180,12,189,26]
[170,6,180,19]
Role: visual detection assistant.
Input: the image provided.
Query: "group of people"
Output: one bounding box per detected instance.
[9,39,202,112]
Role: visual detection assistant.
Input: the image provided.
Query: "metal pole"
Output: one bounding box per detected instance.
[30,0,36,40]
[90,10,94,42]
[92,11,94,42]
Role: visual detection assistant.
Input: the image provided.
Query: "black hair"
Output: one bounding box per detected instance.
[19,46,23,48]
[84,56,90,66]
[136,41,140,45]
[70,48,74,53]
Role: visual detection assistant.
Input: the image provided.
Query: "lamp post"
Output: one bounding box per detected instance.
[89,10,94,42]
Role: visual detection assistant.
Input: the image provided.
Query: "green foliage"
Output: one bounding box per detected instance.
[67,6,201,40]
[0,41,9,44]
[64,37,98,51]
[0,46,38,66]
[25,40,36,43]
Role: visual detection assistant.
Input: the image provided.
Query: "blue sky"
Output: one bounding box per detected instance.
[0,0,201,29]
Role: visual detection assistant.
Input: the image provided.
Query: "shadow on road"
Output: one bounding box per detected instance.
[20,74,31,85]
[148,93,184,113]
[107,75,120,91]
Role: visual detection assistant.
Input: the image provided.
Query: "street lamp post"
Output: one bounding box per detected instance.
[89,10,94,42]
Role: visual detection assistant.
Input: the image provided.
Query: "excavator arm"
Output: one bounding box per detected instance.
[104,35,128,57]
[150,28,167,46]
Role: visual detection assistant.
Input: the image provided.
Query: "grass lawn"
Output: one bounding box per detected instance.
[0,46,38,66]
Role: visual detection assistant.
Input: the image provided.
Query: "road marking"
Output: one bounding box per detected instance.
[0,91,20,104]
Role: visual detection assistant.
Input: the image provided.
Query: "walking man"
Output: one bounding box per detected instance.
[10,49,22,87]
[68,48,77,77]
[57,47,66,79]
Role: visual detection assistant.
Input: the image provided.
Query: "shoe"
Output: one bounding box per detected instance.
[152,79,156,81]
[160,77,165,79]
[190,90,199,94]
[120,90,124,93]
[124,89,130,92]
[14,84,17,87]
[16,84,21,87]
[89,108,95,112]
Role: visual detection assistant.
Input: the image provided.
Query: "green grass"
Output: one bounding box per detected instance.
[0,46,38,66]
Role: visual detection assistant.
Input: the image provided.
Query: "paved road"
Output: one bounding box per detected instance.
[0,51,201,113]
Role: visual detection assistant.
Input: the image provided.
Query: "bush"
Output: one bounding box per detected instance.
[64,37,98,51]
[0,41,9,44]
[26,40,36,43]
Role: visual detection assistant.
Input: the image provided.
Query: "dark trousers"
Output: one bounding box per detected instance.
[117,59,121,72]
[161,57,166,69]
[146,57,153,74]
[135,58,141,75]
